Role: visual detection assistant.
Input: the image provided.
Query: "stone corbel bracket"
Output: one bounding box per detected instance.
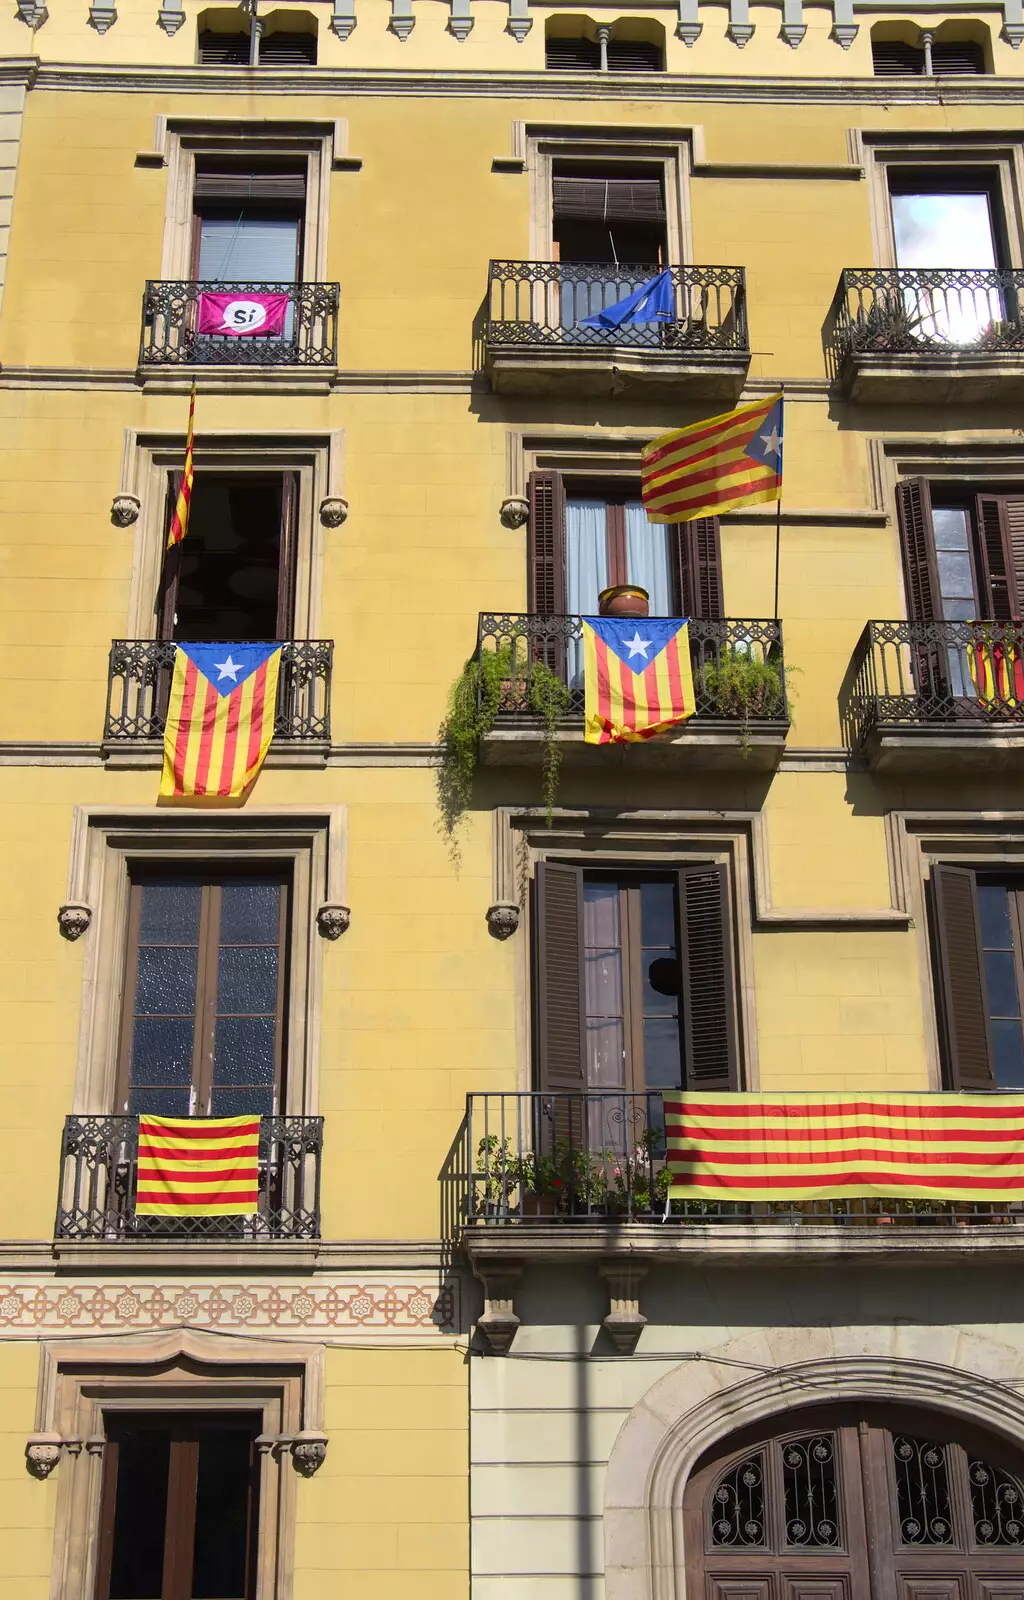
[316,903,351,940]
[25,1434,62,1478]
[16,0,48,22]
[1003,0,1024,44]
[499,495,529,530]
[290,1432,328,1475]
[88,2,117,30]
[156,3,185,32]
[486,901,520,940]
[319,496,348,528]
[506,0,530,39]
[448,0,473,38]
[780,0,805,45]
[599,1262,648,1354]
[726,0,754,45]
[675,0,701,45]
[58,903,92,941]
[830,0,857,44]
[331,0,356,37]
[388,0,414,38]
[473,1259,522,1355]
[111,493,141,527]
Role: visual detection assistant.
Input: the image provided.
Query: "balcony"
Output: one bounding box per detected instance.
[139,280,340,369]
[102,640,332,760]
[846,619,1024,773]
[826,268,1024,403]
[484,260,749,398]
[451,1092,1024,1269]
[55,1115,323,1243]
[475,614,788,772]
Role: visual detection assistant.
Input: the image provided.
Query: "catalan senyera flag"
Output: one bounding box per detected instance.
[160,642,282,799]
[136,1115,260,1217]
[583,615,695,745]
[641,393,784,525]
[968,626,1024,706]
[167,381,196,548]
[665,1092,1024,1202]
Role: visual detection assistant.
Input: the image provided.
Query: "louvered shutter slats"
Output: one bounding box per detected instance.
[895,479,941,622]
[551,177,666,223]
[673,517,724,620]
[677,864,739,1090]
[527,471,566,616]
[931,864,995,1090]
[975,495,1016,620]
[193,172,307,202]
[1002,497,1024,616]
[534,863,586,1093]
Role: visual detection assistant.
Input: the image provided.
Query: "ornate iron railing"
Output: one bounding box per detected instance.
[845,619,1024,747]
[460,1092,1024,1227]
[140,280,340,366]
[475,615,787,725]
[486,261,748,353]
[104,640,333,743]
[826,268,1024,379]
[55,1115,323,1240]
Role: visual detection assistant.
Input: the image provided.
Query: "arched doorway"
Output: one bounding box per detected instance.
[683,1403,1024,1597]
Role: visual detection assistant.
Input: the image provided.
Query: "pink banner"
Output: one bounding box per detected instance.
[197,291,289,337]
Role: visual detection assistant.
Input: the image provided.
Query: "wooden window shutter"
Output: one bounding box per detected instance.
[676,863,739,1090]
[275,472,300,638]
[895,478,941,622]
[533,861,585,1094]
[930,864,994,1090]
[673,517,724,619]
[158,472,181,640]
[1005,498,1024,613]
[193,170,307,202]
[527,470,566,616]
[976,494,1024,618]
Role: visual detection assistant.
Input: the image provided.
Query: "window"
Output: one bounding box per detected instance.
[197,20,317,64]
[886,166,1009,342]
[545,34,664,71]
[872,37,986,74]
[931,866,1024,1091]
[533,860,739,1097]
[159,471,299,640]
[685,1406,1024,1593]
[552,164,667,267]
[896,480,1024,629]
[98,1413,260,1600]
[116,870,289,1118]
[192,160,306,284]
[528,470,724,620]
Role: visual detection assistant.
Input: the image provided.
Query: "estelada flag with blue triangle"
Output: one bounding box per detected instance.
[583,616,695,745]
[641,392,783,524]
[160,642,282,798]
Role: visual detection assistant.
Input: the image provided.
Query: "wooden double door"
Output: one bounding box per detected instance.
[685,1404,1024,1598]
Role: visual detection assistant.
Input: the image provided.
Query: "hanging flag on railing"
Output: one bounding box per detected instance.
[583,616,695,744]
[578,269,675,330]
[642,392,784,525]
[664,1092,1024,1201]
[136,1115,260,1217]
[166,380,196,548]
[197,291,290,337]
[968,624,1024,706]
[160,642,282,799]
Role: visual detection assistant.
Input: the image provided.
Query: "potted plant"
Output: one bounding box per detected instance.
[697,647,789,754]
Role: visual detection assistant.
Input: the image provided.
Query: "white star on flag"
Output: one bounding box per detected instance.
[214,654,243,683]
[758,425,782,462]
[625,630,653,660]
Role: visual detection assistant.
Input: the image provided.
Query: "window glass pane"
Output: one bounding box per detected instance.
[891,191,997,269]
[192,1429,256,1600]
[585,1019,627,1089]
[198,214,300,281]
[137,881,202,943]
[583,880,620,946]
[978,882,1014,949]
[983,950,1020,1017]
[211,1085,274,1117]
[220,881,281,945]
[640,881,675,947]
[134,946,198,1016]
[129,1019,194,1087]
[931,507,971,551]
[218,946,279,1014]
[935,550,974,602]
[212,1017,277,1086]
[991,1019,1024,1089]
[643,1017,683,1088]
[107,1428,171,1600]
[583,880,625,1090]
[129,882,202,1106]
[639,881,682,1090]
[128,1085,192,1116]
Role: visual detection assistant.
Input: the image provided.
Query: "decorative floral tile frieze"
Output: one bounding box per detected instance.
[0,1280,458,1334]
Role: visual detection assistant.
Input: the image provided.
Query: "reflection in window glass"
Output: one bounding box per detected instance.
[977,881,1024,1089]
[891,189,1001,343]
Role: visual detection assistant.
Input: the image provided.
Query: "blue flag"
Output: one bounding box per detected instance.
[579,270,675,330]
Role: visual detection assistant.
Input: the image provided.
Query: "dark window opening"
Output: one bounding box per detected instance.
[159,471,298,642]
[895,480,1024,625]
[117,868,289,1119]
[552,164,667,267]
[872,37,986,74]
[931,866,1024,1091]
[545,34,663,70]
[582,874,684,1095]
[99,1414,260,1600]
[198,29,250,63]
[197,28,317,64]
[192,159,305,284]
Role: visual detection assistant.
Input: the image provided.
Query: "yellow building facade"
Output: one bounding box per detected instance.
[4,2,1024,1596]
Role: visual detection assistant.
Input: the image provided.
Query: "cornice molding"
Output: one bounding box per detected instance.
[0,365,480,394]
[19,60,1024,103]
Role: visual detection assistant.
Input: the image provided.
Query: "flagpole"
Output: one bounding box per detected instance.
[773,382,785,621]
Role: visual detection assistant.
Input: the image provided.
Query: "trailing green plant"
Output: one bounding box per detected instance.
[437,642,570,861]
[853,294,941,351]
[697,648,790,755]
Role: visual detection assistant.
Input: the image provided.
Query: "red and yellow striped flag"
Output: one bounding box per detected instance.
[665,1093,1024,1201]
[167,381,196,548]
[160,642,282,799]
[968,626,1024,706]
[641,393,783,525]
[136,1115,260,1216]
[583,616,695,744]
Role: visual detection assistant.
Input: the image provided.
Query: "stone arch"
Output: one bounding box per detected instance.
[604,1329,1024,1600]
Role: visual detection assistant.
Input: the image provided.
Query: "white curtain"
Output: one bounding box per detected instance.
[625,502,673,615]
[566,500,608,685]
[198,216,300,282]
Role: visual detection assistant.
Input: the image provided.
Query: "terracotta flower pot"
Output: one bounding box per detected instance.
[598,585,650,619]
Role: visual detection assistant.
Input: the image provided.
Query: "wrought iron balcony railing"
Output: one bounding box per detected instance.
[140,280,340,367]
[845,619,1024,747]
[104,640,333,744]
[456,1092,1024,1228]
[826,267,1024,378]
[475,615,787,726]
[486,261,748,354]
[55,1115,323,1241]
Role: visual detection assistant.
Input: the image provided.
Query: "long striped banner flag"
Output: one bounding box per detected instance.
[641,393,783,525]
[160,641,282,799]
[968,628,1024,707]
[136,1115,260,1217]
[664,1092,1024,1201]
[583,616,695,744]
[167,381,196,548]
